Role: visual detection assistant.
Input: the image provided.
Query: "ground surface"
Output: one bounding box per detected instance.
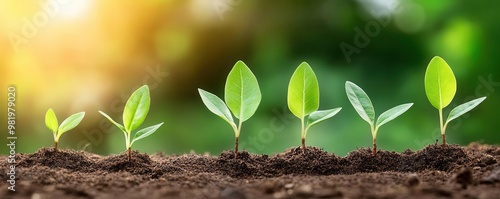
[1,143,500,199]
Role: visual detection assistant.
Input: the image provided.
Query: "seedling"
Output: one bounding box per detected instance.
[45,109,85,151]
[99,85,164,161]
[424,56,486,145]
[198,60,261,158]
[287,62,342,153]
[345,81,413,155]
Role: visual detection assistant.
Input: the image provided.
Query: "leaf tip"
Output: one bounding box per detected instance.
[299,61,311,69]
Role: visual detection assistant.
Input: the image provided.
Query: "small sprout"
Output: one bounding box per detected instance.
[345,81,413,155]
[45,108,85,151]
[287,62,342,153]
[198,60,261,158]
[424,56,486,145]
[99,85,164,161]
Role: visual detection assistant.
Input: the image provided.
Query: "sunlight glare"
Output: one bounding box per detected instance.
[56,0,92,19]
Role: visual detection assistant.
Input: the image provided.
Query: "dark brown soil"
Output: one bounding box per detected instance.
[1,143,500,199]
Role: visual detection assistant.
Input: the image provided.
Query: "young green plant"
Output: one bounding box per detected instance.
[424,56,486,145]
[345,81,413,155]
[198,61,261,158]
[99,85,164,161]
[287,62,342,153]
[45,109,85,151]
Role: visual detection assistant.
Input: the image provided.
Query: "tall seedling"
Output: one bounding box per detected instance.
[424,56,486,145]
[198,61,261,158]
[287,62,342,153]
[99,85,164,161]
[346,81,413,155]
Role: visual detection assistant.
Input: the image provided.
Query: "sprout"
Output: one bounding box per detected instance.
[45,109,85,151]
[198,60,261,158]
[424,56,486,145]
[345,81,413,155]
[99,85,164,161]
[287,62,342,153]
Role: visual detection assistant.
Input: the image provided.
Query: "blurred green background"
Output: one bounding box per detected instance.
[1,0,499,156]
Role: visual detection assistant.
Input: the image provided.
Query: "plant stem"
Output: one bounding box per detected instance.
[125,131,131,161]
[54,142,58,152]
[234,137,239,158]
[301,138,306,153]
[127,147,131,161]
[371,125,377,156]
[439,108,446,146]
[301,117,305,153]
[233,119,242,159]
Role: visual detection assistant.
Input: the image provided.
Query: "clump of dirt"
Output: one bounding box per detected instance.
[266,147,341,176]
[341,148,407,173]
[17,148,97,172]
[2,143,500,199]
[411,144,468,172]
[98,151,155,175]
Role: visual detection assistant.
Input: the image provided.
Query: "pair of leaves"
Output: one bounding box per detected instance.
[424,56,486,127]
[45,109,85,142]
[287,62,341,137]
[99,85,163,148]
[345,81,413,138]
[198,61,261,137]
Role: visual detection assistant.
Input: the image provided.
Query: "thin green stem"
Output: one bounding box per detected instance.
[53,132,58,151]
[439,108,446,145]
[372,125,378,156]
[124,131,131,161]
[301,117,306,153]
[233,119,243,158]
[124,132,130,150]
[127,147,131,161]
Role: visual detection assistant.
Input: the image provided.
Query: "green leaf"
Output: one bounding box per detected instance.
[345,81,375,125]
[98,111,127,133]
[424,56,457,109]
[131,122,164,146]
[198,89,236,128]
[123,85,150,132]
[287,62,319,119]
[306,108,342,130]
[446,97,486,124]
[45,108,58,134]
[224,61,262,122]
[376,103,413,128]
[57,112,85,139]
